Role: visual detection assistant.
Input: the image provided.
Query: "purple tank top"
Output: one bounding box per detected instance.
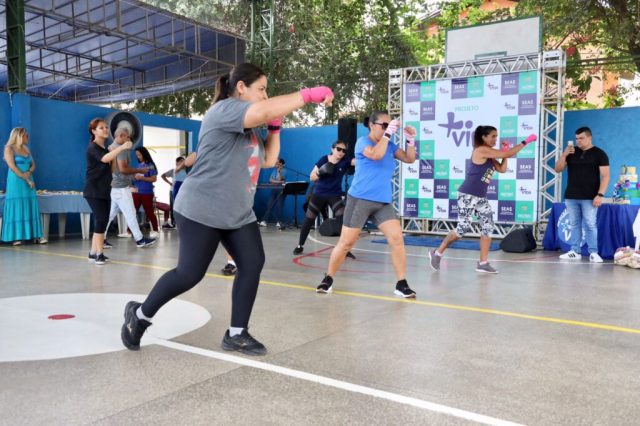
[457,158,495,198]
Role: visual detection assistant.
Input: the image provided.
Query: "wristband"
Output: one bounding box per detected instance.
[597,193,604,197]
[383,132,392,139]
[267,125,281,134]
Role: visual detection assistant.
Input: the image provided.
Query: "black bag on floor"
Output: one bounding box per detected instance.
[319,217,342,237]
[500,227,537,253]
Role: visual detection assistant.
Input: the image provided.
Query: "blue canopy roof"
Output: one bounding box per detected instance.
[0,0,246,103]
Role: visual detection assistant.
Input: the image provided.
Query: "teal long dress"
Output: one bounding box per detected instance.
[1,152,43,242]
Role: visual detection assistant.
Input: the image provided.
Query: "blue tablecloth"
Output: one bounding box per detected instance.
[542,203,640,259]
[0,193,91,217]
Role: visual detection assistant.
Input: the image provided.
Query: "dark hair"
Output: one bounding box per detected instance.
[473,125,497,148]
[135,146,157,170]
[213,63,266,104]
[176,156,185,162]
[277,157,285,166]
[575,126,592,137]
[88,118,106,143]
[363,111,388,128]
[332,140,347,149]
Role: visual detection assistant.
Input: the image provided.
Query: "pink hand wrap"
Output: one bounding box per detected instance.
[523,134,537,145]
[404,126,416,147]
[300,86,333,104]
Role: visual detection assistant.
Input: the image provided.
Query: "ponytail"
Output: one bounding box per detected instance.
[473,125,497,148]
[213,73,231,104]
[212,63,266,105]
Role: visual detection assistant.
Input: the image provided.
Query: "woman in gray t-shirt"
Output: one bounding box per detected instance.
[120,62,334,355]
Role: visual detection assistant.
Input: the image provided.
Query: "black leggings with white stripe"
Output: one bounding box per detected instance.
[141,213,265,328]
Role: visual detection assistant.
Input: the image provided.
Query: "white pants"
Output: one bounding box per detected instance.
[107,187,143,241]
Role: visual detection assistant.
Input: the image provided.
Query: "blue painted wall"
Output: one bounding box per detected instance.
[563,107,640,197]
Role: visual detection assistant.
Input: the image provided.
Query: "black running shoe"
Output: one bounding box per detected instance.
[121,301,152,350]
[316,274,333,294]
[394,279,416,298]
[103,240,113,249]
[94,253,109,265]
[346,251,356,260]
[293,245,304,255]
[88,252,97,261]
[221,263,237,276]
[221,329,267,356]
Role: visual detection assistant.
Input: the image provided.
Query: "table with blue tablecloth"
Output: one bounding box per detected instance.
[542,202,640,259]
[0,193,93,240]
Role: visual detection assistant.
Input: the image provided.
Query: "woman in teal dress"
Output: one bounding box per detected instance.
[2,127,45,245]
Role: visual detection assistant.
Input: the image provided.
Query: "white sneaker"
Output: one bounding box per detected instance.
[559,250,581,260]
[118,232,131,238]
[589,253,603,263]
[149,231,159,239]
[258,221,267,227]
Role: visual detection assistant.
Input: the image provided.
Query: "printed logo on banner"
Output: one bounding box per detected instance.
[439,112,475,147]
[434,160,450,179]
[404,179,419,197]
[448,199,459,219]
[419,160,434,179]
[516,159,535,180]
[405,83,420,102]
[503,102,517,112]
[449,179,464,199]
[518,94,537,116]
[438,86,450,95]
[487,82,499,92]
[419,140,435,160]
[406,105,421,120]
[434,200,449,217]
[434,179,449,199]
[499,180,516,200]
[487,179,499,200]
[498,201,516,222]
[405,164,419,178]
[451,164,465,176]
[501,73,519,95]
[403,198,419,217]
[516,201,535,222]
[420,81,436,101]
[422,125,434,136]
[520,121,535,132]
[518,185,533,196]
[419,198,433,218]
[500,116,518,138]
[419,180,433,198]
[420,101,436,121]
[517,138,536,159]
[519,71,537,94]
[451,78,468,99]
[468,77,484,98]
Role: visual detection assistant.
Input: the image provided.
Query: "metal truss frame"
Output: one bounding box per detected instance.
[389,52,566,239]
[249,0,274,74]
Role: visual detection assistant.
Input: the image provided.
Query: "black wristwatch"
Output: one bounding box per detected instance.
[596,193,604,197]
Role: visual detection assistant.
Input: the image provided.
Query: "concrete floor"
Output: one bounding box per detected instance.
[1,226,639,425]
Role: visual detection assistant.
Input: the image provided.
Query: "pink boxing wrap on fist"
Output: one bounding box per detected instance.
[501,141,510,152]
[386,119,399,136]
[300,86,333,104]
[404,127,416,147]
[523,134,537,145]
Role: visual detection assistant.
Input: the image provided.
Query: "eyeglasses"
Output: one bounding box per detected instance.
[373,122,389,129]
[334,147,346,153]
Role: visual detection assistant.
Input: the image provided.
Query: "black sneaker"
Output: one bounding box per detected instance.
[221,329,267,356]
[394,279,416,298]
[346,251,356,260]
[136,237,156,248]
[316,275,333,294]
[221,263,237,276]
[103,240,113,249]
[88,252,96,261]
[121,301,152,350]
[94,253,109,265]
[293,245,304,255]
[162,223,174,230]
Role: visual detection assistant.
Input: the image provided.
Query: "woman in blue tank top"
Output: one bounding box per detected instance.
[428,126,537,274]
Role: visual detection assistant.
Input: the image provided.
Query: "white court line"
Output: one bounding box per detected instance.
[154,338,524,426]
[307,235,613,265]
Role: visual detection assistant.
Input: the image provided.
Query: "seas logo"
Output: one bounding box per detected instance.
[436,184,447,192]
[452,166,464,174]
[501,205,514,213]
[487,82,499,91]
[438,112,474,147]
[519,186,532,195]
[504,102,516,111]
[521,122,534,131]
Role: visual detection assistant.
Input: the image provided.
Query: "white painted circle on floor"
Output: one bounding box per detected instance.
[0,293,211,362]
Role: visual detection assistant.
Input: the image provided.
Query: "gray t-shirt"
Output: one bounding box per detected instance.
[112,149,133,188]
[174,97,265,229]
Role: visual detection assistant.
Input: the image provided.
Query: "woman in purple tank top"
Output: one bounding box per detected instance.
[428,126,537,274]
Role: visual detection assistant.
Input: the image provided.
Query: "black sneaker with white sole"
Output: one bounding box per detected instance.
[394,279,416,298]
[221,329,267,356]
[221,263,237,276]
[136,237,156,248]
[103,240,113,249]
[293,245,304,255]
[316,275,333,293]
[121,301,152,350]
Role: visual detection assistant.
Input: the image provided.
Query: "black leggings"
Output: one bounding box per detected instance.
[85,197,110,234]
[141,213,265,328]
[298,194,345,246]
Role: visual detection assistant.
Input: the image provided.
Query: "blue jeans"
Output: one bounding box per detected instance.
[565,199,598,254]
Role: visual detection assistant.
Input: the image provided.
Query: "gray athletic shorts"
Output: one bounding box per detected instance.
[343,195,398,229]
